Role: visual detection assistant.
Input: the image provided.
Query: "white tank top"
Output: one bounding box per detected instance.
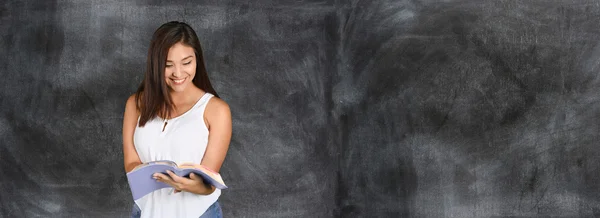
[133,92,221,218]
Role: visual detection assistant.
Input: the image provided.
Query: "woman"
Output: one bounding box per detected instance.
[122,21,231,218]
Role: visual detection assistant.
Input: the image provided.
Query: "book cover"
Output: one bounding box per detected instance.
[126,160,228,200]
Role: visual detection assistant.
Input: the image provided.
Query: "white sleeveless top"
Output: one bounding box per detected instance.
[133,92,221,218]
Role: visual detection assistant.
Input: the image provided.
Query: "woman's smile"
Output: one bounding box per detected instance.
[171,77,187,85]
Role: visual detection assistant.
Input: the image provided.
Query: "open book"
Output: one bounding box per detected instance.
[126,160,228,200]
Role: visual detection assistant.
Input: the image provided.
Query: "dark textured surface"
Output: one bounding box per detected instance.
[2,0,600,217]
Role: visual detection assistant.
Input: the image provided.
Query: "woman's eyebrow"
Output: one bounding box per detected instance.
[166,55,194,62]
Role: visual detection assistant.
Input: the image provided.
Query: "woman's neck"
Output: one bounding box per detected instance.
[169,86,204,107]
[169,91,189,106]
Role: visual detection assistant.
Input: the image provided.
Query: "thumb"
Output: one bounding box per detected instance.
[190,173,204,181]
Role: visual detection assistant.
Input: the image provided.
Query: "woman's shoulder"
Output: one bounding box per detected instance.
[205,95,231,120]
[206,95,230,113]
[125,93,141,114]
[126,93,136,107]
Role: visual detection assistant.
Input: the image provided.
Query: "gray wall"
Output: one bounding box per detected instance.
[2,0,600,217]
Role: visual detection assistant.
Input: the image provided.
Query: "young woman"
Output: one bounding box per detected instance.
[122,21,231,218]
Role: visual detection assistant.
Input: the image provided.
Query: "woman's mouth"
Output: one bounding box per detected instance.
[172,78,186,85]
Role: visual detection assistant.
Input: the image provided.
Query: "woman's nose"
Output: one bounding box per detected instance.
[172,66,182,77]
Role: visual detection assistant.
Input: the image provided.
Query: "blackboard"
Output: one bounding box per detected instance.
[2,1,600,217]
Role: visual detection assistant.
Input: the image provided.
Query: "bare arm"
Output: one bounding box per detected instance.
[201,97,232,173]
[123,94,142,173]
[195,97,232,194]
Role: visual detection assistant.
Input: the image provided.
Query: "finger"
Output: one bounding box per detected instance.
[189,173,204,181]
[153,173,171,181]
[154,173,177,187]
[155,175,184,191]
[166,170,185,183]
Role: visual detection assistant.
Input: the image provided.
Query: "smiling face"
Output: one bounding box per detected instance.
[165,41,197,93]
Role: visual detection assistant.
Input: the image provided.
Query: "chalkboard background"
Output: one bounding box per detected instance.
[2,0,600,217]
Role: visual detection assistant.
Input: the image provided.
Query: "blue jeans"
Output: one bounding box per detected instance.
[131,201,222,218]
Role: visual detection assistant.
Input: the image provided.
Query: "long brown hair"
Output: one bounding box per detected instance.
[135,21,219,127]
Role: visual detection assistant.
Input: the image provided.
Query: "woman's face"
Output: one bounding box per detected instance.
[165,42,196,93]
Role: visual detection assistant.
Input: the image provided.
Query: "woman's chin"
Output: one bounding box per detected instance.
[168,84,187,93]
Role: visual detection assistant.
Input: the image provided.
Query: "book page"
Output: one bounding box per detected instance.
[149,160,177,166]
[176,164,225,185]
[131,160,177,171]
[197,166,224,185]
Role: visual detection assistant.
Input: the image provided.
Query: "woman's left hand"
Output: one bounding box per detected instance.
[153,169,210,194]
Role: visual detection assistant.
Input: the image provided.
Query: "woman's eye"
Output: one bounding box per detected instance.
[183,62,192,65]
[166,65,173,68]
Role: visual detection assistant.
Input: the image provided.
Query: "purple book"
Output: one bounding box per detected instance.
[126,160,228,200]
